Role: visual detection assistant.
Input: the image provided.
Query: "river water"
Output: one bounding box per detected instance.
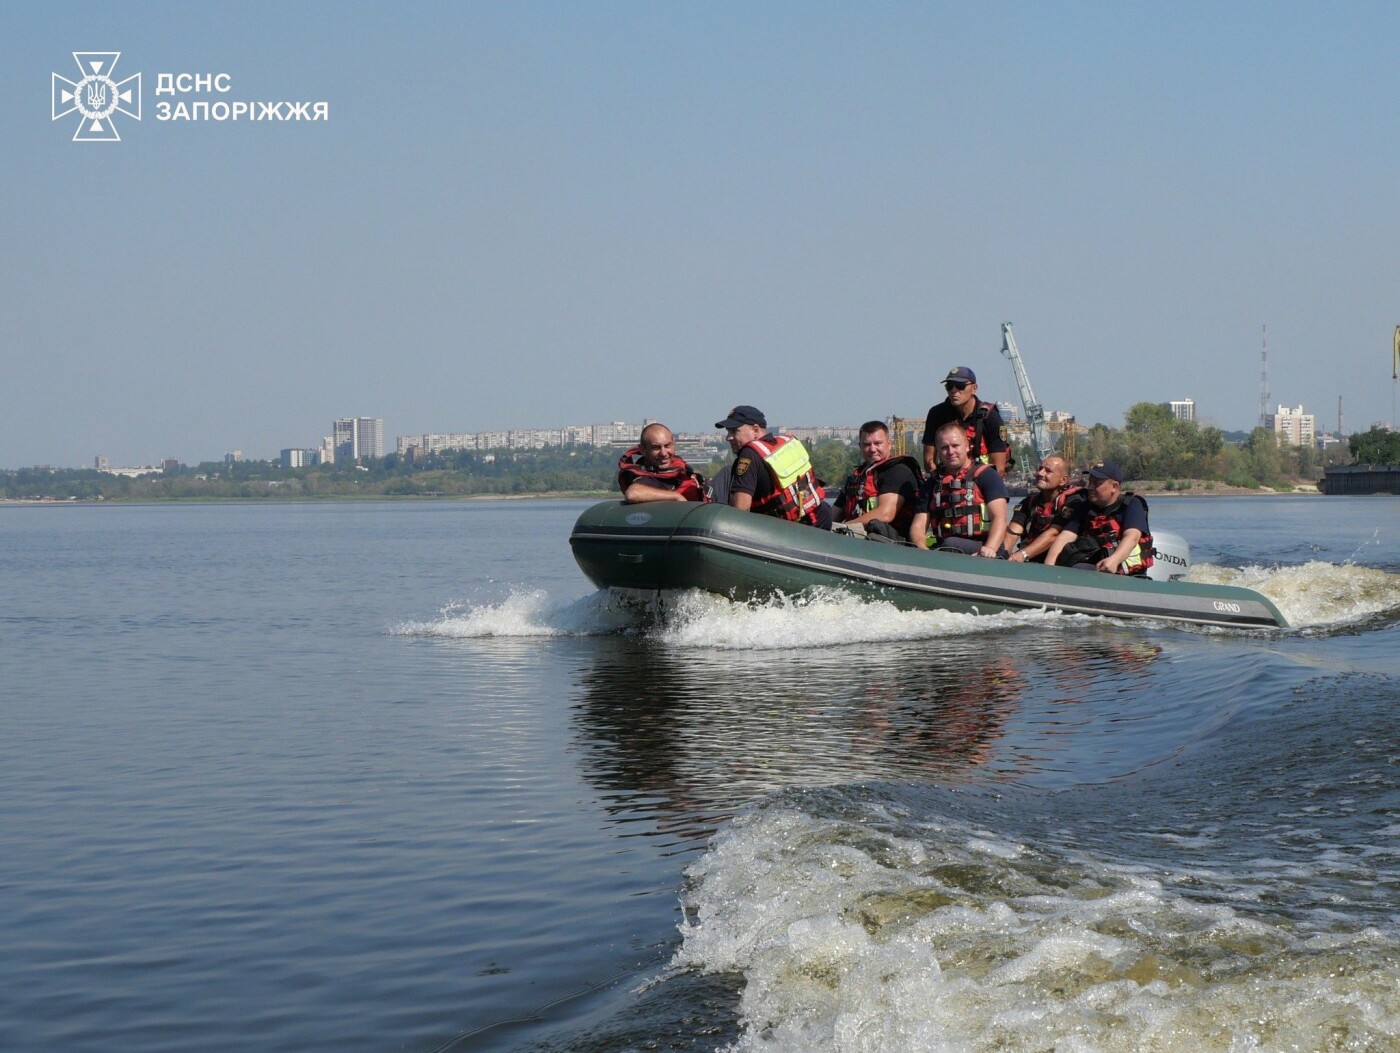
[4,496,1400,1052]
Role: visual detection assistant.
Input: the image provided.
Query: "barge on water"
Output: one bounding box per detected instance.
[1320,465,1400,495]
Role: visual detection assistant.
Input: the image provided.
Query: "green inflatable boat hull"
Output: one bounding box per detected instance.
[568,501,1287,629]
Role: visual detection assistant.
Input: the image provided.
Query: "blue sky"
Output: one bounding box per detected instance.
[5,2,1399,467]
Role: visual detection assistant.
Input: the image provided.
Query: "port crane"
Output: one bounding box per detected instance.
[890,324,1068,465]
[999,322,1052,464]
[887,416,923,459]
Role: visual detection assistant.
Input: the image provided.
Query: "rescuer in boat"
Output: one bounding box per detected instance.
[920,366,1011,476]
[1044,461,1154,575]
[715,405,832,529]
[1004,454,1090,564]
[831,420,922,540]
[617,423,707,504]
[907,421,1008,557]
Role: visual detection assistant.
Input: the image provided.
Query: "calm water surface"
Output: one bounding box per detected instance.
[4,496,1400,1052]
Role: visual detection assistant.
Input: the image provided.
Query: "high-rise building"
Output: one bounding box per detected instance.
[333,420,355,459]
[333,417,384,463]
[1265,404,1315,447]
[333,419,355,463]
[1169,399,1196,423]
[357,417,383,459]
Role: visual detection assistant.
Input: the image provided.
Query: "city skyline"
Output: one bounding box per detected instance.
[7,4,1400,468]
[20,348,1384,469]
[73,390,1355,475]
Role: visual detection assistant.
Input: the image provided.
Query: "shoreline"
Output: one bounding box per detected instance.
[0,485,1332,506]
[0,491,615,506]
[1133,482,1320,497]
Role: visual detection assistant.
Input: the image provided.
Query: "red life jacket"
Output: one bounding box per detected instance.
[934,400,1013,471]
[744,435,825,525]
[929,462,996,541]
[840,455,921,530]
[1022,484,1085,541]
[1082,493,1154,575]
[617,447,706,502]
[961,400,1002,465]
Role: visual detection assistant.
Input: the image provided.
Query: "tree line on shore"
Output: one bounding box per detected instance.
[1068,403,1348,490]
[5,405,1397,501]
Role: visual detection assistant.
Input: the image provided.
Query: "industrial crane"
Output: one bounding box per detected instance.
[1000,322,1052,464]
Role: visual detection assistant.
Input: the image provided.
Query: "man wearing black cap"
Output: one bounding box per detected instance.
[920,366,1010,477]
[1045,462,1154,575]
[715,405,832,529]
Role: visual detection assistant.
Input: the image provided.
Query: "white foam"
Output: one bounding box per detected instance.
[389,588,641,638]
[390,559,1400,646]
[654,588,1068,650]
[388,586,1071,647]
[673,805,1400,1052]
[1186,561,1400,628]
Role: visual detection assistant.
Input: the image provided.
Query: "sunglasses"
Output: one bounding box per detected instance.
[945,381,970,392]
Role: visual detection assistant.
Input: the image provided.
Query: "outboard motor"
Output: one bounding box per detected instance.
[1148,529,1190,581]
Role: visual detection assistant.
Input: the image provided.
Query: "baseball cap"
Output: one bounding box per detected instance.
[943,366,977,386]
[1087,461,1124,483]
[715,405,767,429]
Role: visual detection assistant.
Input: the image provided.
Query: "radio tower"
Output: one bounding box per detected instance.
[1258,324,1270,428]
[1338,395,1343,436]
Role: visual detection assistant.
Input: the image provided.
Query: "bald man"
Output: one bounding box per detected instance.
[1005,455,1088,564]
[617,423,706,503]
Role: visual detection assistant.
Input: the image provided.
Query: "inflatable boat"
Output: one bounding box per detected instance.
[569,501,1287,629]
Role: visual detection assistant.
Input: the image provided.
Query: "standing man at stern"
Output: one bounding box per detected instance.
[921,367,1010,476]
[617,423,706,503]
[716,405,831,529]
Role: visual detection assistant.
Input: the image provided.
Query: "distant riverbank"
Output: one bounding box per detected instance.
[0,491,616,506]
[1134,480,1320,497]
[2,482,1325,506]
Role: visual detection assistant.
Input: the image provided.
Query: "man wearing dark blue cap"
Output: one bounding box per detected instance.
[715,405,831,529]
[1045,462,1154,575]
[920,366,1010,477]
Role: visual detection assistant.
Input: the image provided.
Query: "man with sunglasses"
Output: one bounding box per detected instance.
[920,366,1010,477]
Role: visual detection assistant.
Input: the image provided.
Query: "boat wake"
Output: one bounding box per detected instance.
[394,560,1400,645]
[651,588,1069,650]
[391,587,1073,646]
[1186,560,1400,630]
[671,784,1400,1053]
[389,589,642,639]
[662,666,1400,1053]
